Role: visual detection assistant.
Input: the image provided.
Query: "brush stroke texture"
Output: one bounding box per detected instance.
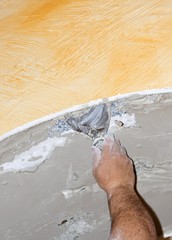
[0,0,172,135]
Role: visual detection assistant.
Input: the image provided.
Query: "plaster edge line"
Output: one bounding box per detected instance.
[0,87,172,142]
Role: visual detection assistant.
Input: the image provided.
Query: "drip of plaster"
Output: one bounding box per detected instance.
[0,137,67,173]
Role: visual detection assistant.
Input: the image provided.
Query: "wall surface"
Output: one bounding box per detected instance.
[1,0,172,135]
[1,1,172,239]
[0,91,172,239]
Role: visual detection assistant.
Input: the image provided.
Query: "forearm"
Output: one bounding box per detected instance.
[108,185,157,240]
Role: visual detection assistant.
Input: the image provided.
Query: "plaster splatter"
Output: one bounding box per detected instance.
[62,183,100,199]
[108,113,137,133]
[0,137,67,174]
[58,214,96,240]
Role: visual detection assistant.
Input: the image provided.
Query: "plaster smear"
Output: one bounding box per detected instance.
[0,137,67,174]
[63,183,99,199]
[108,113,137,132]
[58,214,96,240]
[161,227,172,239]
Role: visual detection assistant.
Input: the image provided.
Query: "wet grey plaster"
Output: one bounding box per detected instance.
[0,91,172,239]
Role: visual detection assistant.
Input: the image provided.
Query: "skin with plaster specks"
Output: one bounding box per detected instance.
[92,136,157,240]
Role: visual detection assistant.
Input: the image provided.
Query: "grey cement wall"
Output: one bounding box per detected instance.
[0,91,172,239]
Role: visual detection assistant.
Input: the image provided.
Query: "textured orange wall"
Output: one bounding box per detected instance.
[0,0,172,135]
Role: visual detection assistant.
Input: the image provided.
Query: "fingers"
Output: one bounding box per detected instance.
[111,137,121,152]
[92,135,127,172]
[92,146,101,171]
[112,138,127,156]
[120,145,127,155]
[102,135,114,154]
[102,135,127,156]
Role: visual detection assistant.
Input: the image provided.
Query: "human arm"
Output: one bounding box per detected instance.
[92,136,157,240]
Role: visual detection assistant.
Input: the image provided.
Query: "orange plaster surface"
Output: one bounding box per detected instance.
[0,0,172,135]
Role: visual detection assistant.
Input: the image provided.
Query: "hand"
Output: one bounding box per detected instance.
[92,135,135,196]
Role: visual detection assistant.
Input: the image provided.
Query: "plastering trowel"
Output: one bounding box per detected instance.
[66,103,111,149]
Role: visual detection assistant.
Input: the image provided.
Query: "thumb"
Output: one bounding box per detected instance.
[91,146,101,170]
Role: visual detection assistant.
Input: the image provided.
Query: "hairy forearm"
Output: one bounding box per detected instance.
[108,185,157,240]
